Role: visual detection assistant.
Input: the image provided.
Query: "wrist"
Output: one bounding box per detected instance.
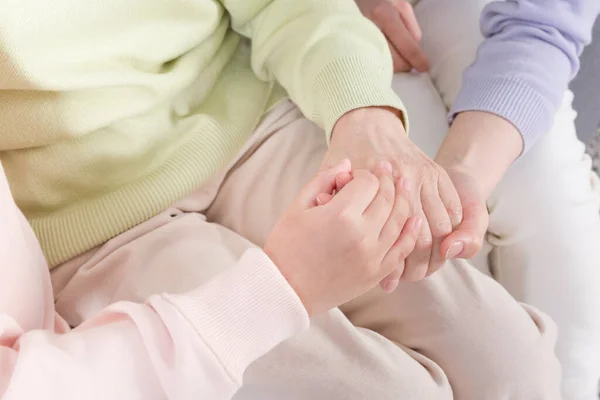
[435,111,523,197]
[332,106,407,141]
[263,245,313,316]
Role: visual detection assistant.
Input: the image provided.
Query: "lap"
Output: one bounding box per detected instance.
[52,185,453,400]
[51,68,563,400]
[207,95,560,398]
[52,179,558,400]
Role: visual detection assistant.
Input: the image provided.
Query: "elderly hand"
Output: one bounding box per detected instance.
[323,107,463,291]
[355,0,429,72]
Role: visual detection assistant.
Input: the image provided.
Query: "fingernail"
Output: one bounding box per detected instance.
[380,160,393,174]
[383,280,398,293]
[445,241,464,259]
[316,196,324,205]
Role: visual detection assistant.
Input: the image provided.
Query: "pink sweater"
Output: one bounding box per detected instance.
[0,163,309,399]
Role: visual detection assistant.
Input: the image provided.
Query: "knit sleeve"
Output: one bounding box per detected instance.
[451,0,600,154]
[220,0,408,139]
[0,156,308,400]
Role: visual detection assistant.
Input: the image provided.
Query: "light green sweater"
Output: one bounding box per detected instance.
[0,0,405,268]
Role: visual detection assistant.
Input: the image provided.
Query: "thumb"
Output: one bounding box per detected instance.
[316,170,354,206]
[298,159,351,209]
[440,200,488,260]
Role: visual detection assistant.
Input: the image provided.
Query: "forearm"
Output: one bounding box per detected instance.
[1,248,308,400]
[0,170,309,400]
[451,0,600,153]
[222,0,407,137]
[435,111,522,198]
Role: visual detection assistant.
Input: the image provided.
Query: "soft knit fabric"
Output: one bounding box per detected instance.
[27,99,558,400]
[0,157,310,399]
[0,0,405,268]
[451,0,600,153]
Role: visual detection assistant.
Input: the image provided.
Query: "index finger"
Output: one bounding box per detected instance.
[329,169,380,214]
[379,10,429,72]
[393,0,422,42]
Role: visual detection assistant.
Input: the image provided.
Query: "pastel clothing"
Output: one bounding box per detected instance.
[0,0,404,268]
[455,0,600,152]
[1,100,561,400]
[408,1,600,398]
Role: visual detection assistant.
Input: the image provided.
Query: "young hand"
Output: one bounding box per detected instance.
[264,160,421,315]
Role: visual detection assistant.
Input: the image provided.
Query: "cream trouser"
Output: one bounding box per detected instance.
[53,97,560,399]
[408,1,600,399]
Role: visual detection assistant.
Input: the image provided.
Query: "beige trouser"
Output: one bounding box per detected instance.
[51,98,561,399]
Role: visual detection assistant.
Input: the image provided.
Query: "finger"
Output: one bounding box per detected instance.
[379,268,402,293]
[335,171,353,192]
[392,0,422,42]
[421,183,453,275]
[398,177,431,282]
[378,176,411,249]
[330,169,380,214]
[401,215,432,281]
[381,215,423,283]
[379,11,429,72]
[298,159,351,208]
[316,192,334,206]
[387,41,411,73]
[441,200,489,260]
[438,173,463,229]
[363,161,396,230]
[316,170,354,206]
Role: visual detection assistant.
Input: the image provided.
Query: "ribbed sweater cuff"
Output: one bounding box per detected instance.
[165,248,309,383]
[311,56,408,141]
[450,75,555,155]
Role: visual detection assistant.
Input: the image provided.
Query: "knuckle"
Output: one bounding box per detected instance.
[422,167,439,183]
[355,237,372,256]
[416,235,433,250]
[447,205,463,220]
[337,209,359,231]
[433,219,453,237]
[438,169,454,185]
[396,246,410,261]
[472,236,484,251]
[381,187,395,207]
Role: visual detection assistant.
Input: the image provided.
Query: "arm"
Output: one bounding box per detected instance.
[0,164,308,400]
[222,0,453,284]
[451,0,600,154]
[432,1,599,260]
[220,0,407,136]
[0,158,422,399]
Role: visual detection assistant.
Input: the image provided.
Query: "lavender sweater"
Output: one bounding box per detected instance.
[451,0,600,153]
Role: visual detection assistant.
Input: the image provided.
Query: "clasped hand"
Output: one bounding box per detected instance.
[322,107,488,292]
